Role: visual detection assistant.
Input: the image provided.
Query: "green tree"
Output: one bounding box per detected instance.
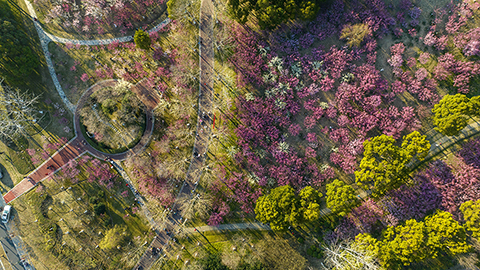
[228,0,323,29]
[99,225,130,250]
[340,23,371,47]
[460,200,480,238]
[424,210,470,257]
[93,202,106,215]
[134,29,151,50]
[355,132,429,196]
[255,185,298,231]
[380,219,427,267]
[355,135,409,197]
[401,131,431,161]
[355,211,470,268]
[299,186,322,222]
[432,94,472,136]
[199,252,230,270]
[326,179,357,216]
[254,185,321,230]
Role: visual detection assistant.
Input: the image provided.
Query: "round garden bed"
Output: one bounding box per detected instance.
[79,81,146,153]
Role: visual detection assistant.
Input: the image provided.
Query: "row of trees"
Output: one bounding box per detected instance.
[352,198,480,269]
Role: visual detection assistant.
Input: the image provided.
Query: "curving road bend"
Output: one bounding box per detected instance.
[3,79,157,204]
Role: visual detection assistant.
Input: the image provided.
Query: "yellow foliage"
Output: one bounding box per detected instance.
[340,24,371,47]
[99,225,129,250]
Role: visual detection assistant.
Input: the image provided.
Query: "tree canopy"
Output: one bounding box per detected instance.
[254,185,321,230]
[355,210,470,268]
[0,85,40,140]
[134,29,151,50]
[326,179,357,216]
[0,2,39,85]
[228,0,322,29]
[460,199,480,238]
[354,131,430,197]
[432,93,477,136]
[340,23,371,47]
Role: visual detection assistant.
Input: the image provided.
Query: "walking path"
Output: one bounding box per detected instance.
[184,222,271,233]
[4,79,156,204]
[133,0,216,268]
[23,0,170,113]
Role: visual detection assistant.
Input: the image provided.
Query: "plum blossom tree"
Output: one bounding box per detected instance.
[0,85,40,140]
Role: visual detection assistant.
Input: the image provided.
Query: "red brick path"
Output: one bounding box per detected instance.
[3,137,85,204]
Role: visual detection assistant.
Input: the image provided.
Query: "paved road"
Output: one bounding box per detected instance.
[0,197,26,270]
[0,225,22,270]
[184,222,271,233]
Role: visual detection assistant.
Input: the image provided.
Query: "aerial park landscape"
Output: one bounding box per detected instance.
[3,0,480,269]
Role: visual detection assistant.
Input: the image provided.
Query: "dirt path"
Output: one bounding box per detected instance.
[185,222,271,233]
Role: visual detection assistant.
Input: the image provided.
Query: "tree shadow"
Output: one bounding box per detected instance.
[0,163,14,190]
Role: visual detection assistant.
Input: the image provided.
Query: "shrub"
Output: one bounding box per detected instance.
[134,29,151,50]
[340,24,371,47]
[94,203,106,215]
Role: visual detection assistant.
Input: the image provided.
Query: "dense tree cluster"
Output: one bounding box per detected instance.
[227,0,322,29]
[355,210,470,268]
[432,93,480,136]
[254,185,321,230]
[355,131,430,197]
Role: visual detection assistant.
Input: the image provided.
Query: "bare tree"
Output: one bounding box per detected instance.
[321,238,381,270]
[0,84,40,140]
[178,193,212,221]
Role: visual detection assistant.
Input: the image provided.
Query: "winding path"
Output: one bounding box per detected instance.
[3,79,157,204]
[12,0,480,269]
[23,0,170,113]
